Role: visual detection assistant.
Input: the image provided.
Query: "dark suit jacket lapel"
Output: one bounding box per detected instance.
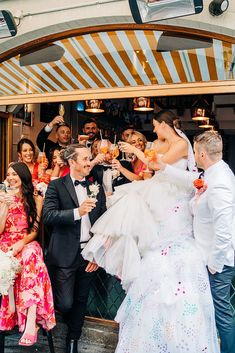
[63,174,79,207]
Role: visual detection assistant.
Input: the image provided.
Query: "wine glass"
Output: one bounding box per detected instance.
[99,139,109,155]
[6,186,20,195]
[109,144,119,160]
[143,142,156,173]
[0,183,6,192]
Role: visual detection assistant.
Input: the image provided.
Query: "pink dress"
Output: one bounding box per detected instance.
[0,197,56,332]
[132,160,146,176]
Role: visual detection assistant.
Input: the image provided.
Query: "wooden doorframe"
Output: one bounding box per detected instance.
[0,112,13,180]
[1,80,235,105]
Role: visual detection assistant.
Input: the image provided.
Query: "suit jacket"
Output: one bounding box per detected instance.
[90,160,133,190]
[36,126,61,159]
[43,174,106,267]
[163,160,235,272]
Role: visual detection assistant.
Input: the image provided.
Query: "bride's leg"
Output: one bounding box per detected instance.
[19,304,39,345]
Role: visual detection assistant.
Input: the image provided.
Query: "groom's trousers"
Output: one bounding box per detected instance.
[49,253,94,340]
[209,265,235,353]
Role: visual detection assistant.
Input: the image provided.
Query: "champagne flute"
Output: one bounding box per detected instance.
[59,103,65,117]
[37,151,47,178]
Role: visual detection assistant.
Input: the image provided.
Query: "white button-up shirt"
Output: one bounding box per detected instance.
[71,175,91,243]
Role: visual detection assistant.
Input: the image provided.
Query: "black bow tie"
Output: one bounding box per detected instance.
[199,171,204,179]
[102,165,112,171]
[74,180,88,188]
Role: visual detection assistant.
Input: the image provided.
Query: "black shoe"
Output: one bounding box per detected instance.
[66,338,78,353]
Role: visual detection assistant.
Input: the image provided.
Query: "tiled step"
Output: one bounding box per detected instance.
[3,317,118,353]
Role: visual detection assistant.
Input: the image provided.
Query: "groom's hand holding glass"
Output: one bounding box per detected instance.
[78,198,97,217]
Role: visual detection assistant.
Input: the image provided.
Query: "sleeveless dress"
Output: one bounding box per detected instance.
[0,197,56,332]
[82,158,220,353]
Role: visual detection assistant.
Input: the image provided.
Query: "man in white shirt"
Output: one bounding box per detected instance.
[155,130,235,353]
[43,144,106,353]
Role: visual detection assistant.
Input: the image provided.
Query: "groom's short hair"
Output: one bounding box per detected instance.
[194,131,223,160]
[61,144,87,165]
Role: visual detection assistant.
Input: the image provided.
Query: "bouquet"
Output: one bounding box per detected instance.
[0,250,21,296]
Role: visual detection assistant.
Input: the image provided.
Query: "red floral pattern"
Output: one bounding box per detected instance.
[0,198,55,332]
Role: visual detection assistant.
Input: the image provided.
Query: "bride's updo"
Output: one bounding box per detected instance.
[153,110,181,130]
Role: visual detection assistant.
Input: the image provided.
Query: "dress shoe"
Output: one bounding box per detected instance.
[66,338,78,353]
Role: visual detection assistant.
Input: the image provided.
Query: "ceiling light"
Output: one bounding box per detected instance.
[191,107,210,121]
[128,0,203,24]
[198,119,214,129]
[85,99,104,113]
[209,0,229,16]
[133,97,154,112]
[191,97,211,121]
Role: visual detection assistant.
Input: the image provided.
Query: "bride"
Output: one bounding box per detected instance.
[82,110,219,353]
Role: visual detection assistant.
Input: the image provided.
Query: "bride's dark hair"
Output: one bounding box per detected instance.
[9,162,38,232]
[153,110,181,130]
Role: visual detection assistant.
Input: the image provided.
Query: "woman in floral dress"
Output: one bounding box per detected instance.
[0,162,55,346]
[17,138,50,185]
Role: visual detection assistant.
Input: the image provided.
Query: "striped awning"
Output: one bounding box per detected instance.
[0,29,234,96]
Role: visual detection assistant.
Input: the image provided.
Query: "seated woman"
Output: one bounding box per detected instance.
[46,146,70,180]
[0,162,55,346]
[17,138,49,185]
[113,131,150,181]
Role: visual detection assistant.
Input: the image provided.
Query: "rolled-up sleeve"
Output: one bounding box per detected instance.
[207,184,234,272]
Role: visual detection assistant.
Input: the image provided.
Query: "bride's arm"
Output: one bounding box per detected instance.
[149,140,199,189]
[162,165,200,190]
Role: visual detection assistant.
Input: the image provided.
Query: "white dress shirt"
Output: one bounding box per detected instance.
[163,160,235,272]
[70,175,91,245]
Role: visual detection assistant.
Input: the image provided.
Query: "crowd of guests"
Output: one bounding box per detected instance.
[0,112,234,353]
[0,114,154,350]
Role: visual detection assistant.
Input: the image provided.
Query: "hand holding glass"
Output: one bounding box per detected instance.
[144,142,156,173]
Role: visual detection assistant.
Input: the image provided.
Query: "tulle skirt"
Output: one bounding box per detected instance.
[82,175,219,352]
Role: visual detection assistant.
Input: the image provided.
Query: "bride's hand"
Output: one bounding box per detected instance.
[148,157,166,171]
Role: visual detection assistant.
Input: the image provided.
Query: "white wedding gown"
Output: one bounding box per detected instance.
[82,157,220,353]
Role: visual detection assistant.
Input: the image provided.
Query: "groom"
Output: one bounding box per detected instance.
[155,130,235,353]
[43,144,106,353]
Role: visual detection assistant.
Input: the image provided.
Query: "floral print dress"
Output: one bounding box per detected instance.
[0,197,55,332]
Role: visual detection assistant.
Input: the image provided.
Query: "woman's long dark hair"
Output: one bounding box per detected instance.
[17,138,36,157]
[153,110,181,130]
[10,162,38,232]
